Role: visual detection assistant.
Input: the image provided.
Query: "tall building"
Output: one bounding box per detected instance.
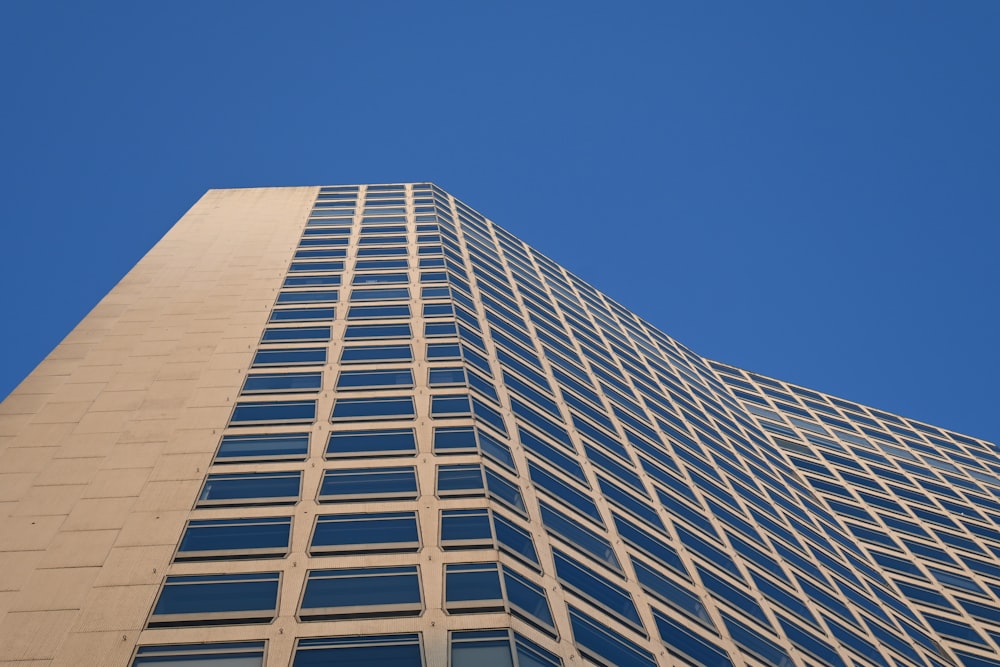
[0,184,998,667]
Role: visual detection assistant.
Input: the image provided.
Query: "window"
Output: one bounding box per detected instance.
[261,326,330,343]
[269,307,335,323]
[553,548,643,632]
[132,641,265,667]
[538,501,620,572]
[350,287,410,301]
[148,572,280,627]
[331,396,415,421]
[450,630,561,667]
[299,566,422,620]
[425,321,458,337]
[352,272,408,285]
[427,342,462,360]
[326,428,416,458]
[197,471,301,507]
[292,635,422,667]
[252,347,326,367]
[441,509,493,549]
[444,563,504,613]
[341,344,412,364]
[529,462,603,525]
[176,517,291,561]
[241,372,321,394]
[431,394,471,417]
[214,432,308,463]
[229,400,316,426]
[344,323,412,340]
[336,369,414,391]
[347,304,411,319]
[276,290,339,304]
[310,511,419,555]
[568,606,656,667]
[653,610,733,667]
[289,260,344,272]
[318,466,418,502]
[356,258,408,271]
[437,464,485,497]
[632,556,711,627]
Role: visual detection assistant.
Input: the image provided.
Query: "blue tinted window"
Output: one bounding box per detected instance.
[340,344,412,363]
[553,549,642,631]
[632,556,711,627]
[261,326,331,343]
[347,304,411,320]
[344,323,412,340]
[319,466,417,502]
[197,472,300,507]
[242,372,321,394]
[337,369,414,390]
[356,258,408,270]
[518,426,586,482]
[445,563,504,612]
[427,342,461,359]
[276,290,338,304]
[252,347,326,367]
[722,613,794,667]
[494,513,540,568]
[351,287,410,301]
[431,394,472,416]
[539,501,620,572]
[133,642,265,667]
[613,513,687,574]
[269,307,335,323]
[289,260,344,272]
[300,566,422,620]
[433,426,477,453]
[326,428,416,458]
[485,469,527,516]
[503,567,555,633]
[176,517,291,561]
[529,462,603,524]
[441,509,493,549]
[149,572,280,627]
[653,610,733,667]
[437,464,485,497]
[332,396,415,421]
[293,634,422,667]
[310,512,419,555]
[568,606,656,667]
[215,432,308,463]
[353,272,408,285]
[230,400,316,425]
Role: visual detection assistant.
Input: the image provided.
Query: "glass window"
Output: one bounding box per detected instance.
[229,400,316,426]
[538,501,620,572]
[292,634,423,667]
[653,610,733,667]
[427,342,462,360]
[148,572,280,627]
[721,613,794,667]
[276,290,339,304]
[503,566,556,633]
[269,307,335,323]
[341,344,412,364]
[431,394,472,417]
[352,272,409,285]
[283,274,341,288]
[347,304,411,320]
[326,428,416,458]
[437,464,485,497]
[214,432,308,463]
[631,556,711,627]
[450,630,561,667]
[568,606,656,667]
[310,511,419,555]
[299,566,422,620]
[529,462,602,525]
[441,509,493,549]
[318,466,418,502]
[429,367,468,387]
[351,287,410,301]
[196,471,300,507]
[176,517,291,561]
[331,396,415,421]
[252,347,326,367]
[553,548,642,631]
[241,372,321,394]
[344,323,412,340]
[445,563,504,613]
[337,369,414,391]
[132,641,266,667]
[261,326,330,343]
[494,513,540,568]
[355,258,408,271]
[425,321,458,337]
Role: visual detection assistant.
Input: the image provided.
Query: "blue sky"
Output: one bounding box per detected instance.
[1,2,997,443]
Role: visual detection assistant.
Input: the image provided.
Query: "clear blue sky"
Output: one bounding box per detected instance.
[1,2,997,443]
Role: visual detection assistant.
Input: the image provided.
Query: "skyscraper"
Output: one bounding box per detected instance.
[0,184,998,667]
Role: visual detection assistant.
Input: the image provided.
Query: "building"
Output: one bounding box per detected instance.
[0,184,998,667]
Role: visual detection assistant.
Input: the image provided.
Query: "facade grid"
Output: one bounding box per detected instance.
[0,184,998,666]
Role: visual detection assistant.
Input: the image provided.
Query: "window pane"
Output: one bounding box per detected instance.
[176,517,291,561]
[242,372,321,394]
[444,563,503,612]
[326,428,416,458]
[133,641,266,667]
[318,467,418,502]
[300,566,422,620]
[252,347,326,367]
[230,400,316,425]
[261,326,330,343]
[337,370,414,390]
[332,397,415,421]
[310,512,419,555]
[197,472,300,507]
[215,433,308,463]
[341,344,412,363]
[149,573,280,627]
[292,635,423,667]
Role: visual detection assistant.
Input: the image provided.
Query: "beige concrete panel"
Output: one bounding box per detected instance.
[73,412,132,435]
[6,423,74,448]
[99,444,164,471]
[0,447,58,473]
[56,382,106,403]
[50,631,135,667]
[181,387,230,409]
[154,363,203,382]
[62,498,136,531]
[34,458,102,486]
[130,480,200,512]
[196,369,245,389]
[0,414,31,437]
[0,475,36,502]
[0,515,64,551]
[70,585,159,633]
[0,661,51,667]
[11,484,87,517]
[88,392,145,414]
[45,343,93,362]
[172,406,230,430]
[82,469,151,499]
[116,420,176,445]
[11,566,100,612]
[148,454,210,482]
[0,394,50,416]
[59,365,120,385]
[103,373,157,393]
[54,433,118,460]
[0,551,42,591]
[8,374,68,398]
[92,546,172,587]
[0,609,78,660]
[40,529,118,568]
[115,511,186,547]
[31,402,95,426]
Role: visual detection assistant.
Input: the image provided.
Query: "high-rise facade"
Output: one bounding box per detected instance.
[0,184,998,667]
